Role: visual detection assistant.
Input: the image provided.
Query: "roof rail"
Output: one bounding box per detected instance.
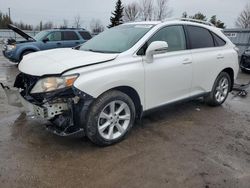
[162,17,214,26]
[52,28,85,30]
[179,18,215,26]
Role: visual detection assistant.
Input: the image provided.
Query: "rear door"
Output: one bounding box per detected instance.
[143,25,193,110]
[186,25,227,95]
[40,31,63,50]
[62,31,81,47]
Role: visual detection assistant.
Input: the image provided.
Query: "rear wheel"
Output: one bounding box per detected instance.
[85,90,136,146]
[205,72,231,106]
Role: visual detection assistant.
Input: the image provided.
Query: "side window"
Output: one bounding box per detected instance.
[137,25,186,55]
[187,26,214,49]
[63,31,79,40]
[79,31,92,40]
[46,31,62,41]
[211,32,226,47]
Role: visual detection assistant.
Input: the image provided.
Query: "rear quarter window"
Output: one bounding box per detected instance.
[63,31,79,40]
[187,25,214,49]
[79,31,92,40]
[211,32,226,47]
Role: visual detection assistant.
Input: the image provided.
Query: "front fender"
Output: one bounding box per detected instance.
[16,45,40,60]
[72,60,145,107]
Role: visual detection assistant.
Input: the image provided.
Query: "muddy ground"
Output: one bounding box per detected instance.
[0,53,250,188]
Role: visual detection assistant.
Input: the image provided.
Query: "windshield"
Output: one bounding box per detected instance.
[34,31,50,41]
[80,24,154,53]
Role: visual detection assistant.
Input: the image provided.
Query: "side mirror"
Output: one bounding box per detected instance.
[42,38,49,43]
[145,41,168,63]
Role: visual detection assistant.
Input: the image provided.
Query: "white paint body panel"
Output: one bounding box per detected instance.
[18,20,239,111]
[19,48,118,76]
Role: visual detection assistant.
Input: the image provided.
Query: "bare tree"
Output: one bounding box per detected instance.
[236,4,250,28]
[154,0,172,21]
[124,2,140,22]
[140,0,154,21]
[90,19,104,34]
[74,15,82,28]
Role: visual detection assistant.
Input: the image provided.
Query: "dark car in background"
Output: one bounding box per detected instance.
[2,24,92,63]
[240,47,250,73]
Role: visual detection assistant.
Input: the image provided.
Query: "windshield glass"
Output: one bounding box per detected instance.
[34,31,50,41]
[80,24,154,53]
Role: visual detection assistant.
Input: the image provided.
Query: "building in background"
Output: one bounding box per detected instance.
[223,28,250,57]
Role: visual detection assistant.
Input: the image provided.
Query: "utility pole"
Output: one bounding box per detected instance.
[8,8,11,22]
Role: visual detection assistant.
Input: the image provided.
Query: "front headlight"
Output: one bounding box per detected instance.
[7,44,16,51]
[31,74,79,94]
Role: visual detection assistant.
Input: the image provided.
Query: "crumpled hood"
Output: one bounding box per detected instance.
[19,48,118,76]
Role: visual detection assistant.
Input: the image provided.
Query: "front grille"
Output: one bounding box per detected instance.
[14,73,40,103]
[14,73,40,91]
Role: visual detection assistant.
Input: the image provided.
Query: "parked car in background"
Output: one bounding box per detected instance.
[2,24,92,63]
[240,47,250,73]
[3,19,239,146]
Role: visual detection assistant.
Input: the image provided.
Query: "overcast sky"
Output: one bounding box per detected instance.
[0,0,249,29]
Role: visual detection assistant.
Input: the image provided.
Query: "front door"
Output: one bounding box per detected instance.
[143,25,193,110]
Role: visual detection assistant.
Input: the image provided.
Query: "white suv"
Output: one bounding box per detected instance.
[9,19,239,146]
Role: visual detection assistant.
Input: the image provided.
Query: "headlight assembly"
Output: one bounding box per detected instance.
[31,74,78,94]
[7,44,16,51]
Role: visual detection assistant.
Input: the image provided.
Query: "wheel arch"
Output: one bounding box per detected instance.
[221,67,234,91]
[18,47,39,61]
[107,86,143,119]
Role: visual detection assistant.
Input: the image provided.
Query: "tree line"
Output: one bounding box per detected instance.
[109,0,250,29]
[0,0,250,32]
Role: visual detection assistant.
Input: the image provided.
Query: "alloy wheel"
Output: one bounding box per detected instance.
[97,100,131,140]
[215,77,229,103]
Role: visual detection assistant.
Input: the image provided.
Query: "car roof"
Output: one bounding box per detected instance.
[123,18,215,29]
[44,28,88,32]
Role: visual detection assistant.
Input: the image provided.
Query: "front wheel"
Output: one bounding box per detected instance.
[84,90,136,146]
[205,72,231,106]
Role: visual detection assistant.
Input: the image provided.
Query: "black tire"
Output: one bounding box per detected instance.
[84,90,136,146]
[205,72,231,106]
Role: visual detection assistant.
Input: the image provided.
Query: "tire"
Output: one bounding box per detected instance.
[205,72,231,106]
[84,90,136,146]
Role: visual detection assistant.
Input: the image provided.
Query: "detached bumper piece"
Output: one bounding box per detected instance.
[232,81,250,97]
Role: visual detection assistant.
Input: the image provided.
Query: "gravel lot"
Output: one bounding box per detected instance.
[0,52,250,188]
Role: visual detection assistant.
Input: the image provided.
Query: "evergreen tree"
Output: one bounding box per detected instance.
[210,15,226,29]
[108,0,124,28]
[0,11,12,29]
[189,12,207,21]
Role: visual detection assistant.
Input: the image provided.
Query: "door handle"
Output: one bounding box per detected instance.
[57,42,62,45]
[182,58,192,65]
[217,54,224,59]
[75,42,80,44]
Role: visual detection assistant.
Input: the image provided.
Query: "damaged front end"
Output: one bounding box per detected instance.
[1,73,94,136]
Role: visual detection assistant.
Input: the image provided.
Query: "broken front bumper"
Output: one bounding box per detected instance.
[1,85,69,120]
[1,82,94,136]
